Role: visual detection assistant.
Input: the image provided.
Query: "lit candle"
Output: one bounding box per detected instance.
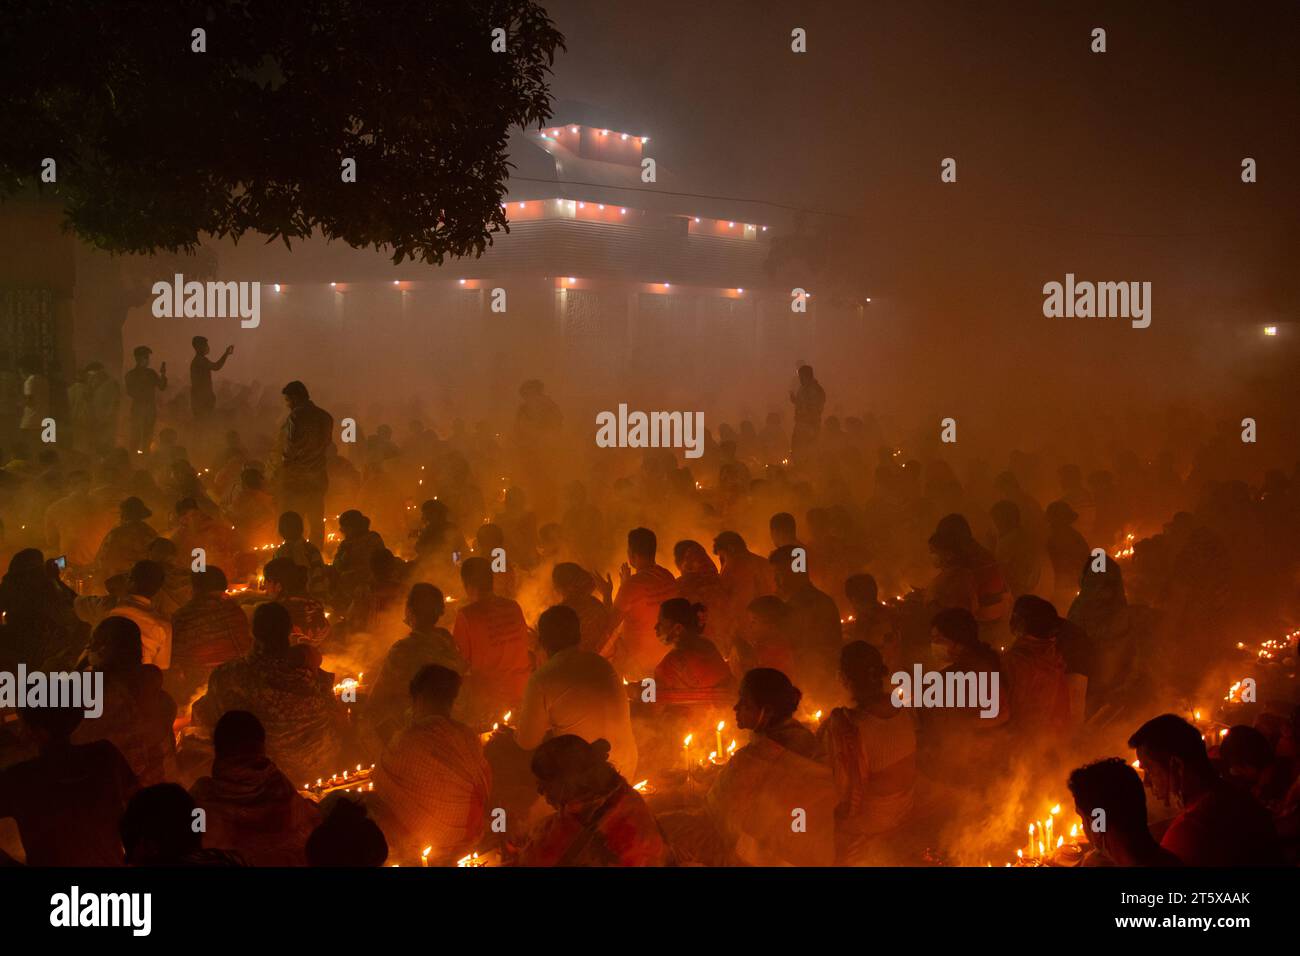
[683,733,693,773]
[1027,823,1035,859]
[421,846,432,867]
[716,720,725,760]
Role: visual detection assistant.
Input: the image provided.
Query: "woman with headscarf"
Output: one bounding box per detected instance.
[818,642,916,863]
[672,539,733,651]
[514,735,667,867]
[652,598,736,719]
[1067,557,1151,714]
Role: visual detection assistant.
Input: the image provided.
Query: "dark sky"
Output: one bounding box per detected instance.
[540,0,1299,320]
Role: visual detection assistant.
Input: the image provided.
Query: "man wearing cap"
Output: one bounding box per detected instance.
[124,345,167,454]
[95,496,159,584]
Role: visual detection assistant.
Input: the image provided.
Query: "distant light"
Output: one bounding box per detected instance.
[620,208,627,215]
[1264,325,1278,336]
[518,202,526,209]
[761,225,767,231]
[620,133,628,141]
[458,279,466,285]
[567,277,575,283]
[329,282,336,288]
[641,136,649,144]
[578,202,585,209]
[728,222,735,228]
[737,288,744,293]
[551,129,560,136]
[393,280,400,286]
[694,217,701,223]
[273,283,281,293]
[601,129,608,136]
[598,204,605,210]
[663,282,671,288]
[865,297,872,303]
[570,126,578,133]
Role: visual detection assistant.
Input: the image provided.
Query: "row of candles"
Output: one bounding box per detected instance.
[682,720,738,772]
[1009,802,1084,866]
[301,762,376,797]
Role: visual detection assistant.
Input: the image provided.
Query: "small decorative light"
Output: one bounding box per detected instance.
[392,280,400,286]
[518,202,526,209]
[865,297,872,302]
[694,217,701,223]
[737,288,744,293]
[578,202,585,209]
[641,136,649,144]
[598,204,605,210]
[1264,325,1278,336]
[728,222,735,228]
[329,282,336,288]
[601,129,608,136]
[761,225,768,231]
[273,283,281,293]
[620,208,627,215]
[567,277,576,283]
[620,133,628,141]
[458,279,466,285]
[570,126,578,133]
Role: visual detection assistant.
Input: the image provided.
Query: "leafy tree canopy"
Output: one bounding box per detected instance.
[0,0,564,264]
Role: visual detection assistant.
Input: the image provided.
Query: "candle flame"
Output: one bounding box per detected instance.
[683,734,693,748]
[632,779,648,791]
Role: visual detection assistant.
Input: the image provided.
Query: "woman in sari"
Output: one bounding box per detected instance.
[515,735,668,867]
[817,642,916,864]
[653,598,736,719]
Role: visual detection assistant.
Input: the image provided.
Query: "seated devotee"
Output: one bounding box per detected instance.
[195,602,345,786]
[989,499,1050,599]
[706,669,835,866]
[371,665,492,866]
[306,796,390,867]
[189,710,322,866]
[552,562,615,655]
[273,510,328,597]
[262,557,330,657]
[169,496,240,577]
[1044,500,1090,613]
[817,642,916,863]
[611,527,679,679]
[170,567,251,698]
[145,536,191,620]
[226,466,278,551]
[362,583,467,755]
[769,544,841,698]
[1128,714,1282,866]
[924,608,1009,759]
[843,573,902,673]
[712,530,776,651]
[1005,595,1090,739]
[94,495,158,584]
[672,539,730,645]
[120,783,245,866]
[733,594,797,676]
[451,556,533,718]
[473,522,518,598]
[72,616,177,785]
[331,509,386,605]
[514,735,668,867]
[925,514,1012,633]
[0,547,83,669]
[412,497,466,564]
[1218,725,1294,812]
[0,705,138,866]
[103,559,173,670]
[515,606,638,778]
[1067,757,1182,866]
[343,546,408,635]
[652,598,736,718]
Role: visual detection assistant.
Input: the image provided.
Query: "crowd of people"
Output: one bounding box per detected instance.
[0,349,1297,868]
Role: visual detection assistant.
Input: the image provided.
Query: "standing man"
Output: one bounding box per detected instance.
[124,346,167,454]
[278,380,334,546]
[190,336,233,424]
